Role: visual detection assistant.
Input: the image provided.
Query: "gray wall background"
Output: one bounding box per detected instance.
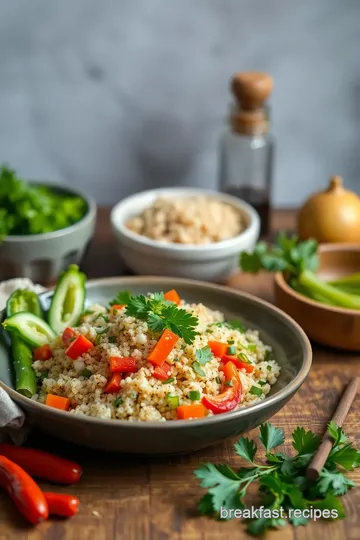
[0,0,359,206]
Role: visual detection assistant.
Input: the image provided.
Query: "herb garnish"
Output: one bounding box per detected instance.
[96,326,109,335]
[162,377,175,385]
[81,368,92,379]
[192,362,206,377]
[195,422,360,535]
[114,397,123,407]
[109,291,198,344]
[195,346,213,365]
[226,320,246,332]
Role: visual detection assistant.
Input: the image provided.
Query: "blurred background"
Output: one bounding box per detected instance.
[0,0,359,207]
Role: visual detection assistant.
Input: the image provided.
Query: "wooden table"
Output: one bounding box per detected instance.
[0,208,359,540]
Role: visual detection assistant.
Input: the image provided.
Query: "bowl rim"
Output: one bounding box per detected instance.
[2,182,97,243]
[110,187,261,254]
[274,242,360,316]
[0,275,312,429]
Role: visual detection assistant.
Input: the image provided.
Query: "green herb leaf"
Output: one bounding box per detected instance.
[80,368,92,379]
[292,427,321,455]
[318,468,355,496]
[109,290,132,306]
[328,421,348,447]
[259,423,285,452]
[108,336,117,343]
[96,326,109,335]
[234,437,257,463]
[328,443,360,470]
[192,362,206,377]
[114,397,123,407]
[226,319,246,332]
[198,493,215,516]
[162,377,175,385]
[195,346,213,365]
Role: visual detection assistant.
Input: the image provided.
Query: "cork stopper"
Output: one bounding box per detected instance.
[230,72,273,135]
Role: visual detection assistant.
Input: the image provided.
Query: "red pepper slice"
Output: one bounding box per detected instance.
[109,356,137,373]
[153,362,172,381]
[104,373,122,393]
[65,334,93,360]
[44,492,80,517]
[222,354,254,373]
[0,455,48,525]
[202,361,241,414]
[208,341,228,359]
[0,443,83,484]
[33,344,52,361]
[62,327,78,347]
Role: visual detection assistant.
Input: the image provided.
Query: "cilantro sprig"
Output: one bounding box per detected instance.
[195,422,360,535]
[109,291,199,344]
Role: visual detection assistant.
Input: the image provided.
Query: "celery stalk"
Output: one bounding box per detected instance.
[299,270,360,310]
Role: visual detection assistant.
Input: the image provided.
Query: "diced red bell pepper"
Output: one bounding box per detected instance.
[62,327,78,347]
[202,361,241,415]
[153,362,172,381]
[164,289,181,305]
[208,341,228,359]
[65,334,93,360]
[109,356,137,373]
[222,354,254,373]
[148,329,179,367]
[33,344,52,361]
[104,373,122,394]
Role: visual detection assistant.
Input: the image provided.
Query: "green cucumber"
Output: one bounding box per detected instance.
[48,265,86,333]
[6,289,44,318]
[2,312,56,348]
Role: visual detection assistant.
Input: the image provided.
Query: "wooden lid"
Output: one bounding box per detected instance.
[231,72,273,110]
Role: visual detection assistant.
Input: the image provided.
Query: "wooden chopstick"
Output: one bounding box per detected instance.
[306,377,359,481]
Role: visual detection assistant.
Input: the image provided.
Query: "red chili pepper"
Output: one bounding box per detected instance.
[0,443,83,484]
[33,344,52,361]
[44,492,80,517]
[62,327,78,347]
[104,373,122,393]
[0,455,48,525]
[152,362,172,381]
[202,361,242,415]
[65,334,93,360]
[109,356,137,373]
[222,354,254,373]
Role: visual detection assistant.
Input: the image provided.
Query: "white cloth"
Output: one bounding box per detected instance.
[0,279,46,443]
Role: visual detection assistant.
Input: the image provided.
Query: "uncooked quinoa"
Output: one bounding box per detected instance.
[32,291,280,422]
[125,196,246,244]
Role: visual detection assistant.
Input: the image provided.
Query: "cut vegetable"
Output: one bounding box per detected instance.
[148,329,179,366]
[62,327,78,347]
[208,341,228,359]
[153,362,172,381]
[65,334,93,360]
[109,356,137,373]
[202,361,241,414]
[45,394,70,411]
[176,403,206,419]
[164,289,181,305]
[48,265,86,334]
[104,373,122,393]
[6,289,44,319]
[222,354,254,373]
[110,304,124,317]
[33,344,52,361]
[189,390,201,401]
[166,393,180,409]
[2,312,56,348]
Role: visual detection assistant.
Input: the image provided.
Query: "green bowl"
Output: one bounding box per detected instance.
[0,277,312,454]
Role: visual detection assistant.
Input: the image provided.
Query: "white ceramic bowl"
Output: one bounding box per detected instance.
[110,188,260,281]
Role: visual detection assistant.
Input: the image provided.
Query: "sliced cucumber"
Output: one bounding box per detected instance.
[6,289,44,318]
[2,312,56,348]
[48,264,86,334]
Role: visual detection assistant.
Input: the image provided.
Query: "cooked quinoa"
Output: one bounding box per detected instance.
[32,299,280,422]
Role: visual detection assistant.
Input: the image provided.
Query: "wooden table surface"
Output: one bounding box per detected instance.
[0,208,359,540]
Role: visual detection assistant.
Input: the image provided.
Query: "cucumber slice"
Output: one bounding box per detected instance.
[2,312,56,348]
[6,289,44,318]
[48,264,86,334]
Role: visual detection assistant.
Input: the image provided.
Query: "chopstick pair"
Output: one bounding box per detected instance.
[306,377,359,480]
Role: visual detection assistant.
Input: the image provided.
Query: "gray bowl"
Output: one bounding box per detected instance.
[0,277,312,454]
[0,184,96,283]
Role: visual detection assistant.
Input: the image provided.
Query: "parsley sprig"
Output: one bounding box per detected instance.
[110,291,199,344]
[195,421,360,535]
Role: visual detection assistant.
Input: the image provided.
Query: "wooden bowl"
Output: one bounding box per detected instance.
[274,244,360,351]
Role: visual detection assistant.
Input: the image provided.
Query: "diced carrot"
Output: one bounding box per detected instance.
[148,329,179,367]
[33,344,52,361]
[176,404,206,420]
[153,362,172,381]
[208,341,228,359]
[110,305,125,317]
[62,327,78,347]
[65,334,93,360]
[164,289,181,305]
[45,394,70,411]
[222,354,254,373]
[109,356,137,373]
[104,373,122,394]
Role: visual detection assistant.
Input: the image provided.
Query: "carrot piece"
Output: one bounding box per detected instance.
[147,329,179,367]
[104,373,122,394]
[45,394,70,411]
[164,289,181,305]
[176,403,206,420]
[65,334,93,360]
[222,354,254,373]
[62,327,78,347]
[109,356,137,373]
[153,362,172,381]
[33,344,52,361]
[208,341,228,359]
[110,305,124,317]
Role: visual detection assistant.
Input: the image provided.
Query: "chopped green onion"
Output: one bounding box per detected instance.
[108,336,116,343]
[38,371,49,381]
[249,386,262,396]
[266,365,272,371]
[225,380,234,387]
[189,390,201,401]
[173,357,179,362]
[192,361,206,377]
[247,343,257,352]
[166,393,180,409]
[82,309,95,316]
[102,315,109,323]
[93,312,103,322]
[227,345,236,355]
[81,368,92,379]
[264,350,272,361]
[259,380,267,386]
[238,352,252,364]
[215,376,221,384]
[95,335,102,345]
[162,377,175,385]
[227,340,234,345]
[226,319,246,332]
[114,397,123,407]
[96,326,109,335]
